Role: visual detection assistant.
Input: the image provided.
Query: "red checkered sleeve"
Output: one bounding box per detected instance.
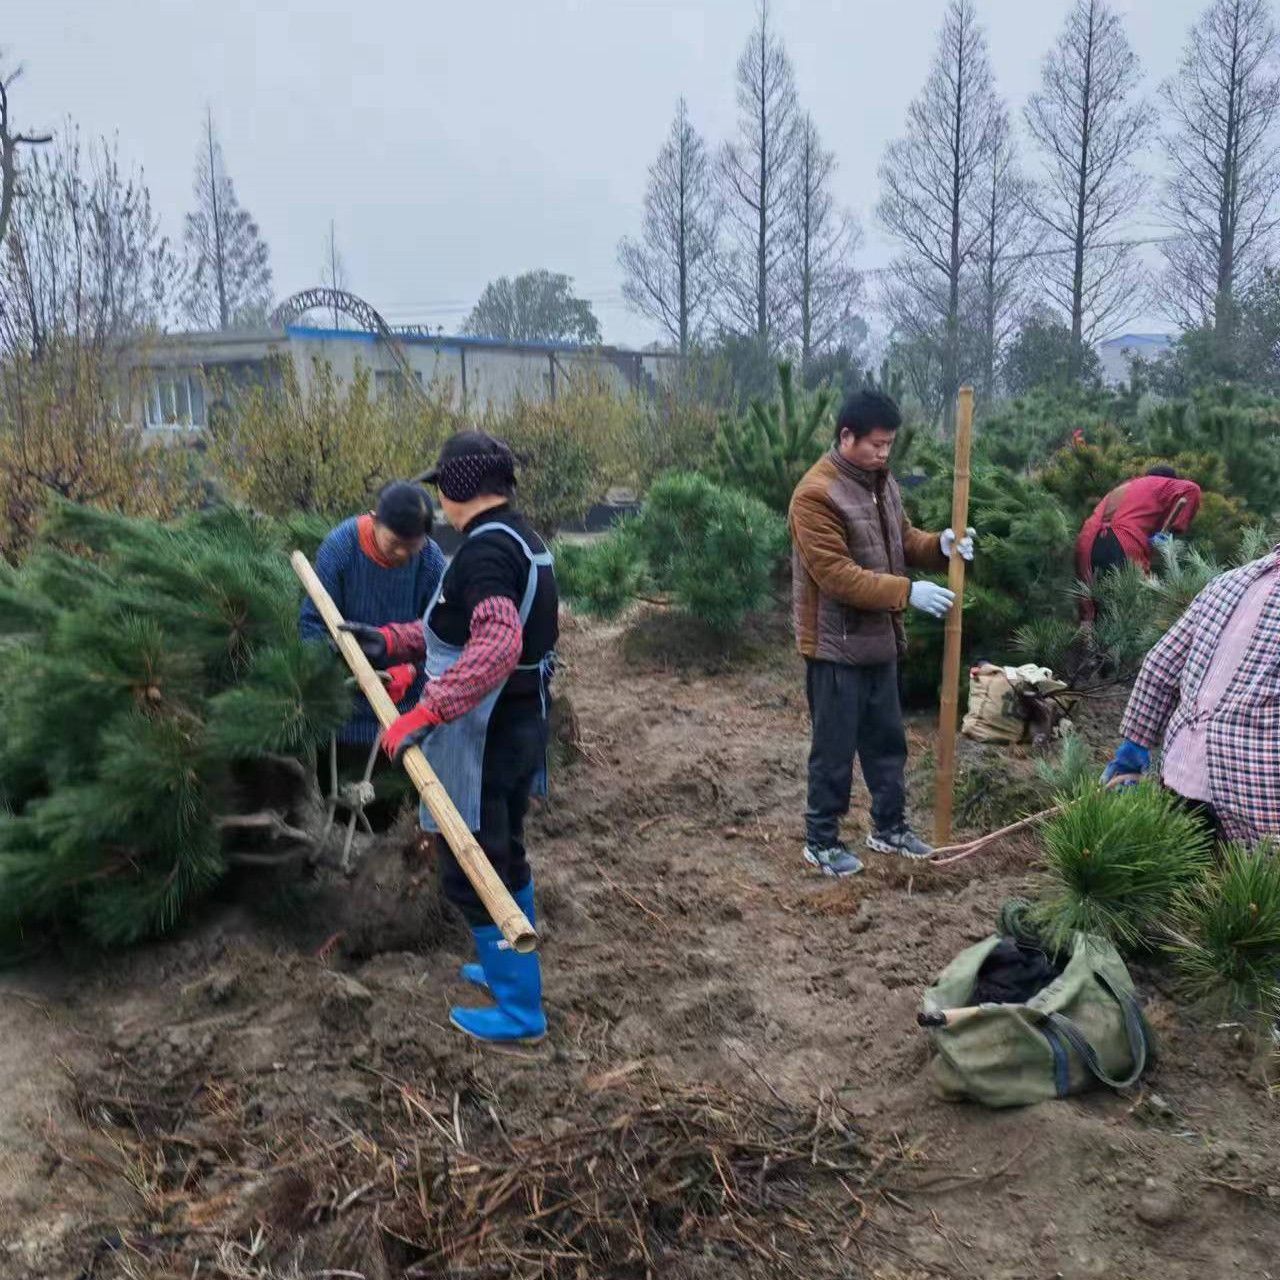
[1120,597,1202,748]
[381,620,426,663]
[420,596,523,724]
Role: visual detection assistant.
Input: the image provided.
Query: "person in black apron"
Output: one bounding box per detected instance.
[343,431,558,1045]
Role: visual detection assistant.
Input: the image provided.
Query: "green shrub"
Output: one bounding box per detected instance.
[1012,616,1082,677]
[557,472,787,636]
[1137,395,1280,522]
[0,503,349,950]
[976,389,1114,474]
[210,357,459,518]
[625,384,719,491]
[1168,843,1280,1013]
[478,391,606,532]
[908,460,1076,615]
[715,362,834,513]
[1031,782,1214,953]
[554,529,648,619]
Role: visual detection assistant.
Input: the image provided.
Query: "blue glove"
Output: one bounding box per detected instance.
[1149,532,1171,549]
[1101,739,1150,788]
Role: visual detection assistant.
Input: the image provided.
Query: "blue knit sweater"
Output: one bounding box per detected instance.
[299,517,446,745]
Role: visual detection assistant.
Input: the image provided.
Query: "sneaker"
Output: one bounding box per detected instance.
[866,826,934,859]
[803,842,864,877]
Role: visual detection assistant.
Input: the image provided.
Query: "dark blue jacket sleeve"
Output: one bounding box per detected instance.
[299,527,346,643]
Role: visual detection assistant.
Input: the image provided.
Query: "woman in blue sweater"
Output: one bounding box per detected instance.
[300,482,446,820]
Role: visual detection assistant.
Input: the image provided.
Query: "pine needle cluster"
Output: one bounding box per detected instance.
[1031,782,1214,952]
[0,503,348,950]
[1169,842,1280,1013]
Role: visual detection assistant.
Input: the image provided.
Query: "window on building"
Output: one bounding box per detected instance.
[375,369,424,400]
[145,372,207,428]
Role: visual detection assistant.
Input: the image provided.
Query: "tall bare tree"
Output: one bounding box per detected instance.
[618,98,720,355]
[0,127,177,357]
[181,112,273,331]
[1025,0,1150,380]
[718,0,800,348]
[877,0,1001,432]
[0,62,51,251]
[786,112,863,371]
[1159,0,1280,362]
[320,219,348,328]
[970,111,1039,402]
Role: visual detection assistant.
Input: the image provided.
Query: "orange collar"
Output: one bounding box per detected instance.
[357,514,398,569]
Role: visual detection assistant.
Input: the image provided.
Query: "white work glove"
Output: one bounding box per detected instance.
[909,580,956,618]
[940,526,976,561]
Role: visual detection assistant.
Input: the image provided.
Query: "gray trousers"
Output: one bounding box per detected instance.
[804,658,907,847]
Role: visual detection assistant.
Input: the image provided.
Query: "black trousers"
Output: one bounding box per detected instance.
[805,658,907,847]
[1090,528,1129,578]
[439,709,547,927]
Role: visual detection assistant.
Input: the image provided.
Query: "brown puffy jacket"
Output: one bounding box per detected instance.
[788,449,946,666]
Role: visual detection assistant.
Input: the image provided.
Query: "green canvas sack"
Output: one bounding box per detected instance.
[920,930,1154,1108]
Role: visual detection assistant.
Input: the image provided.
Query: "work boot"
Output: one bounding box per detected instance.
[460,881,535,991]
[803,841,864,877]
[866,825,934,859]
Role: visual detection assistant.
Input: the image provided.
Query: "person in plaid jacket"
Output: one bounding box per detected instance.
[1103,543,1280,844]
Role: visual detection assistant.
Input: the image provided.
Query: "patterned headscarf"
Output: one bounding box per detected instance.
[436,443,516,502]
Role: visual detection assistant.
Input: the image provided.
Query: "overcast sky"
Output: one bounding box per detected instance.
[6,0,1214,346]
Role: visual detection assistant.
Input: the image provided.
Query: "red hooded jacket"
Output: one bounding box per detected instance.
[1075,475,1202,583]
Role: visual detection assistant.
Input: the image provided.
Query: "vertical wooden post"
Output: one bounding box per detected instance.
[933,385,975,847]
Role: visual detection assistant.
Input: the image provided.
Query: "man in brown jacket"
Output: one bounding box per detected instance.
[789,389,974,875]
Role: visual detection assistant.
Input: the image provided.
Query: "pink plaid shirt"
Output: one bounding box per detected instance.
[1161,568,1279,801]
[1122,547,1280,844]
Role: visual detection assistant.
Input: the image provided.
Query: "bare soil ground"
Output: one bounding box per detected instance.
[2,610,1278,1279]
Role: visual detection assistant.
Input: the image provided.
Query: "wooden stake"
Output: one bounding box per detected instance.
[933,386,975,847]
[291,551,537,954]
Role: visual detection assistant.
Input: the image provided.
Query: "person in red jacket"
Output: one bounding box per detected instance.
[1076,467,1202,603]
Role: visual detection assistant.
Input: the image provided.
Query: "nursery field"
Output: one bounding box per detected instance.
[1,611,1277,1280]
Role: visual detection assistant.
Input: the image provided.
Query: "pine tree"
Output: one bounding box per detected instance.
[714,361,835,513]
[0,503,349,951]
[181,112,274,330]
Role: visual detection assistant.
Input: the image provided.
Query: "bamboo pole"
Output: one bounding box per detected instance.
[933,386,975,847]
[291,550,538,954]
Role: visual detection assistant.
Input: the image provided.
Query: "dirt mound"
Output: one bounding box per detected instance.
[2,616,1278,1278]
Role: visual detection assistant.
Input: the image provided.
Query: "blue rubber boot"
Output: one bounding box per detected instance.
[449,937,546,1045]
[460,881,535,991]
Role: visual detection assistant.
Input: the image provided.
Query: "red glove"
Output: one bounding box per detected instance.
[381,700,442,762]
[382,663,418,705]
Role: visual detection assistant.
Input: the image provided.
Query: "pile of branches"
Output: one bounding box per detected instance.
[61,1057,915,1280]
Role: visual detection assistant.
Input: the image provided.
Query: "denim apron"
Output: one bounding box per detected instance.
[418,522,554,834]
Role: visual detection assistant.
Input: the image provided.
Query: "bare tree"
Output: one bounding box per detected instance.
[181,111,273,331]
[1025,0,1150,380]
[0,62,51,252]
[321,219,348,328]
[786,112,863,371]
[0,126,177,357]
[1159,0,1280,361]
[970,111,1039,402]
[877,0,1001,432]
[619,99,720,356]
[718,0,800,347]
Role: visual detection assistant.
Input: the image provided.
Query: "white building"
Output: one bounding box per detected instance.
[130,324,681,433]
